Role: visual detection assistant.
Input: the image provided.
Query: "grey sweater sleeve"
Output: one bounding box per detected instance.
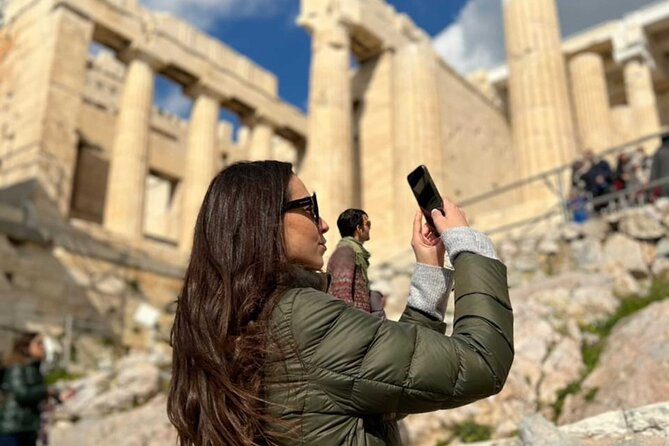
[407,264,454,320]
[406,227,498,320]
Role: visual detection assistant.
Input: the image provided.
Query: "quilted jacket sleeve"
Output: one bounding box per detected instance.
[289,252,513,415]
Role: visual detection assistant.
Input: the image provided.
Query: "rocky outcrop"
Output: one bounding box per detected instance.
[51,394,175,446]
[560,300,669,424]
[50,350,172,446]
[390,202,669,445]
[471,402,669,445]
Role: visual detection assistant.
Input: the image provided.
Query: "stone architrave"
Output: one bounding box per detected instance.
[504,0,578,180]
[247,116,274,161]
[104,56,155,238]
[569,51,612,154]
[300,18,354,226]
[623,58,661,152]
[179,91,220,251]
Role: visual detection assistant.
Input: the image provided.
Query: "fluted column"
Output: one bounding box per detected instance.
[300,18,353,226]
[180,92,220,250]
[246,117,274,160]
[392,41,443,243]
[624,58,661,151]
[504,0,577,180]
[569,51,612,154]
[104,56,154,238]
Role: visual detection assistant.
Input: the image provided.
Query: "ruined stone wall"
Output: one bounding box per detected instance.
[0,230,182,353]
[353,51,516,260]
[436,61,518,218]
[72,52,242,243]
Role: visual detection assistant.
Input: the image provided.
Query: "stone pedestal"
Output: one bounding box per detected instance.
[180,93,219,251]
[104,57,154,238]
[300,19,354,226]
[504,0,577,181]
[247,117,274,161]
[624,58,661,152]
[569,51,612,154]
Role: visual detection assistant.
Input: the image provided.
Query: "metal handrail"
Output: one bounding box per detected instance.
[459,130,666,208]
[480,169,669,236]
[451,130,669,238]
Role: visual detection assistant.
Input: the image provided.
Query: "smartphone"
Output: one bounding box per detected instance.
[407,165,444,232]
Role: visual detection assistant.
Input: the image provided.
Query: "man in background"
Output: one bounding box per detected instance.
[327,209,384,316]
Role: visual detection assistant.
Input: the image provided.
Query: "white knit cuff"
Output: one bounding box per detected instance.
[441,227,498,263]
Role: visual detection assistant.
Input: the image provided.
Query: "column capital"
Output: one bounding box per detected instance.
[569,49,604,61]
[117,47,164,71]
[613,20,654,68]
[184,82,226,103]
[241,113,276,129]
[298,13,350,47]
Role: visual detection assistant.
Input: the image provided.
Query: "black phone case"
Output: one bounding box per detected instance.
[407,165,444,231]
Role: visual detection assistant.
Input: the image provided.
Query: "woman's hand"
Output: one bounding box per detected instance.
[411,210,445,266]
[430,197,469,234]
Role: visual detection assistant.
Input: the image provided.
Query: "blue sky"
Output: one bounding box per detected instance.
[145,0,467,120]
[142,0,658,122]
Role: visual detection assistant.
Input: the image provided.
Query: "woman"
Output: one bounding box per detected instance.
[168,161,514,446]
[0,333,49,446]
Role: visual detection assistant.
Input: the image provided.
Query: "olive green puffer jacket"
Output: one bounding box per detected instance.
[0,360,47,435]
[265,252,514,445]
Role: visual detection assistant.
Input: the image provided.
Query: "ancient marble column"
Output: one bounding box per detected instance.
[104,56,154,238]
[392,40,443,243]
[180,91,220,251]
[624,58,661,151]
[300,18,354,226]
[247,116,274,161]
[504,0,578,179]
[569,51,612,154]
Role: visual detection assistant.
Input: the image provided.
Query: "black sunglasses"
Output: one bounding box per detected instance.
[282,193,320,227]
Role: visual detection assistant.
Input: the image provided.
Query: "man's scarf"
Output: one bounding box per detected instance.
[338,236,371,285]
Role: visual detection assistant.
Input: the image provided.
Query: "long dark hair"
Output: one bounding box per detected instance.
[167,161,296,446]
[2,331,40,366]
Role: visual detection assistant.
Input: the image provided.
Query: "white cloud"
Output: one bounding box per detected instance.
[433,0,662,75]
[155,89,192,118]
[432,0,503,75]
[141,0,288,30]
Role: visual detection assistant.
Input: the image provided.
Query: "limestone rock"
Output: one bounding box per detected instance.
[610,269,641,297]
[537,238,560,255]
[512,254,540,273]
[619,211,665,240]
[654,238,669,258]
[518,414,583,446]
[560,300,669,424]
[561,224,582,241]
[569,238,603,271]
[651,257,669,279]
[50,395,176,446]
[602,234,648,277]
[579,219,609,241]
